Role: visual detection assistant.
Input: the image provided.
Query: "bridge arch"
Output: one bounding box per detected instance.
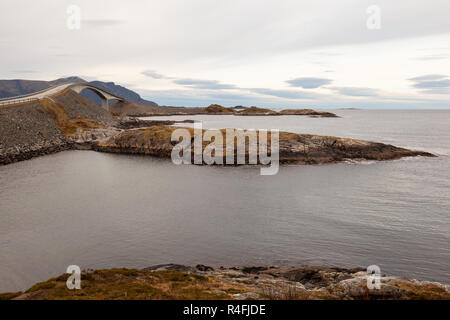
[70,83,125,111]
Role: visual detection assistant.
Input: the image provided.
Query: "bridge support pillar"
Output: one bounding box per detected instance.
[101,98,109,111]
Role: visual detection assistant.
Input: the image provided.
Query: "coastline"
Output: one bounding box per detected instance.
[3,264,449,300]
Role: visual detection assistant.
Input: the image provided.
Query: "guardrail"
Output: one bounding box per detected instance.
[0,97,39,106]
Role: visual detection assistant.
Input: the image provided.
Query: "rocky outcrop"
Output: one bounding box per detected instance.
[204,266,450,300]
[204,104,234,114]
[234,106,279,116]
[94,126,434,165]
[279,109,338,117]
[0,102,72,165]
[3,265,448,300]
[277,132,434,164]
[234,107,338,117]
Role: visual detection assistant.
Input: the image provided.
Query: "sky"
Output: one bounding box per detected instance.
[0,0,449,108]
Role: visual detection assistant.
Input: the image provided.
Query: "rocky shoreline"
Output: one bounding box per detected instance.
[0,142,73,165]
[2,264,449,300]
[0,100,74,165]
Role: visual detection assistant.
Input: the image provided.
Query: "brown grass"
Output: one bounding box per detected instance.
[0,292,23,300]
[237,106,278,115]
[40,98,103,136]
[390,281,450,300]
[109,111,126,117]
[204,104,234,114]
[7,269,251,300]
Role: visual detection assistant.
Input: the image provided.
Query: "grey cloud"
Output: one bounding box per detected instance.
[141,71,238,90]
[421,88,450,94]
[141,71,236,90]
[409,74,447,81]
[286,77,332,89]
[173,79,236,90]
[409,74,450,94]
[412,79,450,89]
[142,70,166,79]
[329,87,379,97]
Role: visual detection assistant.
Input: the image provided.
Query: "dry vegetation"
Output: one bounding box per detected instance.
[389,280,450,300]
[235,106,278,115]
[40,98,104,136]
[1,269,251,300]
[204,104,234,114]
[2,266,449,300]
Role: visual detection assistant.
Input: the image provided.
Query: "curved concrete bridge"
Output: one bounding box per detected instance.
[69,83,125,110]
[0,82,125,110]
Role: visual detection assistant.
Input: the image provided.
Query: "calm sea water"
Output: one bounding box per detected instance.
[0,110,449,292]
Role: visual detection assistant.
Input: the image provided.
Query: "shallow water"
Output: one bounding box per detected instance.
[1,110,449,292]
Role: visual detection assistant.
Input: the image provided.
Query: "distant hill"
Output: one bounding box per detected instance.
[0,76,158,106]
[0,80,52,98]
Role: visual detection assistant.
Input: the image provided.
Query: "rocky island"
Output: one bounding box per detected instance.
[94,125,433,165]
[110,101,339,117]
[2,265,449,300]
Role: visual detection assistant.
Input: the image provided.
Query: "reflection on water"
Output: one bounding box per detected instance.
[0,110,449,292]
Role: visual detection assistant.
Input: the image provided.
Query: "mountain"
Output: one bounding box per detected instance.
[0,77,158,106]
[0,80,51,98]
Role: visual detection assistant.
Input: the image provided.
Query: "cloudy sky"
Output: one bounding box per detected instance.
[1,0,449,108]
